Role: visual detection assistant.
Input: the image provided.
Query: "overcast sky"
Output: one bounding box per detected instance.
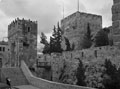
[0,0,113,41]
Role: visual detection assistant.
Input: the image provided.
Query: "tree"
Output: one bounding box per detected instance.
[64,37,75,51]
[76,58,86,86]
[40,32,50,54]
[59,61,67,83]
[80,23,92,49]
[40,32,48,45]
[103,59,118,89]
[50,36,55,53]
[50,23,63,53]
[64,37,71,51]
[93,28,109,47]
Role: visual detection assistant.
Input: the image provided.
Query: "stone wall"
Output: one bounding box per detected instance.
[112,0,120,47]
[21,60,95,89]
[61,11,102,50]
[0,41,10,68]
[37,46,120,83]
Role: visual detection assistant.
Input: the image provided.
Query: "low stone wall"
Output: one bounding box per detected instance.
[21,60,95,89]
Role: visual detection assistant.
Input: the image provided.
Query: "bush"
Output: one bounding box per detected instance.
[76,58,86,86]
[102,59,120,89]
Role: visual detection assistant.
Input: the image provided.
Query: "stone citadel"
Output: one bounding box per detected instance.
[0,0,120,89]
[3,0,118,68]
[36,0,120,84]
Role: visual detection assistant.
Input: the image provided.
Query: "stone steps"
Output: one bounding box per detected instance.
[1,67,29,86]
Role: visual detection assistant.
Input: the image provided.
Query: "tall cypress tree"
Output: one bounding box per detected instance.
[50,22,63,53]
[64,37,75,51]
[80,23,92,49]
[64,37,71,51]
[103,59,118,89]
[76,58,86,86]
[40,32,50,54]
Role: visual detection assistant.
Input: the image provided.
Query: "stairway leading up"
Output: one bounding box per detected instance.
[0,67,29,86]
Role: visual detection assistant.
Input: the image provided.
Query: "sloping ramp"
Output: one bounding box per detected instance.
[1,67,29,86]
[14,85,39,89]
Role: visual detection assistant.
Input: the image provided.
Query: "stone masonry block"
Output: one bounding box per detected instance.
[112,21,120,28]
[112,4,120,14]
[112,13,120,21]
[113,35,120,42]
[112,28,120,35]
[114,42,120,48]
[113,0,120,4]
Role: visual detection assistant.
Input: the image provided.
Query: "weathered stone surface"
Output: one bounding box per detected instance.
[112,3,120,14]
[37,46,120,84]
[112,13,120,21]
[112,21,120,35]
[112,0,120,45]
[113,35,120,42]
[113,0,120,4]
[112,28,120,35]
[8,18,37,67]
[112,21,120,28]
[61,11,102,50]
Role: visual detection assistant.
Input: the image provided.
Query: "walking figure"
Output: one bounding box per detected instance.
[6,77,11,89]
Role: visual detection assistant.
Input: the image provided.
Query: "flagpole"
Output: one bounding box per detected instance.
[63,2,64,19]
[78,0,79,11]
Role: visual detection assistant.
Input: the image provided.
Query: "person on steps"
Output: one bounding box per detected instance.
[6,77,11,89]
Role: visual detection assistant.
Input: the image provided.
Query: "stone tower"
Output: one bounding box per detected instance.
[112,0,120,47]
[8,18,37,67]
[61,11,102,50]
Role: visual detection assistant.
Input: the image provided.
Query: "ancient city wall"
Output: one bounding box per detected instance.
[21,60,95,89]
[38,46,120,82]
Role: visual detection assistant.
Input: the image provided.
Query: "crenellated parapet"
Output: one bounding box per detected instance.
[61,11,102,24]
[8,18,37,30]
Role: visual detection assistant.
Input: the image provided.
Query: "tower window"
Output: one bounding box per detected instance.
[3,47,5,52]
[28,27,30,32]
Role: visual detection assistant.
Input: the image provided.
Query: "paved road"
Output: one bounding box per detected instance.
[14,85,39,89]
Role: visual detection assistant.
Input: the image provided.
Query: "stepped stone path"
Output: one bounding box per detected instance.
[1,67,40,89]
[1,67,29,86]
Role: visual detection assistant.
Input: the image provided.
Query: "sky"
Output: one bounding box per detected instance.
[0,0,113,42]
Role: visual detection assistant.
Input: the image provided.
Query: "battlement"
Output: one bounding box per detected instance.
[8,18,37,30]
[61,11,102,24]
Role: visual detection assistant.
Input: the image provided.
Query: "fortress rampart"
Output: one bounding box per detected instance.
[38,46,120,82]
